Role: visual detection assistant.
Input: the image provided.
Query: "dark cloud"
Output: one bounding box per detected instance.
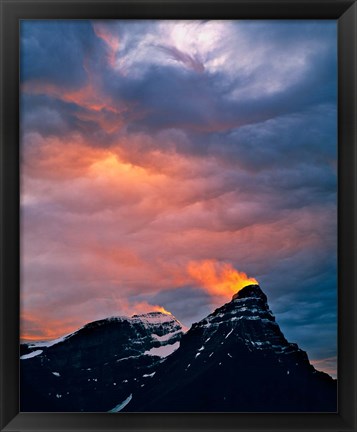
[21,94,78,137]
[19,20,337,376]
[20,20,98,87]
[150,287,213,326]
[206,104,337,170]
[156,44,205,73]
[91,21,336,137]
[102,56,335,136]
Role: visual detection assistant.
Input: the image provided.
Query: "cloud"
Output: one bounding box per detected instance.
[92,21,121,67]
[21,298,173,342]
[20,20,337,377]
[187,260,258,300]
[20,20,97,88]
[311,357,337,379]
[156,44,205,73]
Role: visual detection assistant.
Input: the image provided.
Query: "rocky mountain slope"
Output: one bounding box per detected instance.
[20,312,184,411]
[21,285,337,412]
[124,285,337,412]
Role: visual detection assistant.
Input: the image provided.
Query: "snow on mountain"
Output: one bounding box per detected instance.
[22,312,184,356]
[151,329,182,343]
[20,285,337,412]
[125,285,337,412]
[27,335,73,349]
[192,284,303,358]
[144,341,180,358]
[108,394,133,413]
[20,311,185,412]
[20,350,43,360]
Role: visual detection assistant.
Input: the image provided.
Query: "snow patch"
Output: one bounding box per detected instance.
[232,296,259,303]
[20,350,43,360]
[225,329,234,339]
[132,312,175,326]
[201,314,265,328]
[144,341,180,358]
[108,394,133,413]
[27,331,77,348]
[52,372,60,377]
[143,372,156,378]
[195,353,201,359]
[151,330,182,342]
[116,354,142,363]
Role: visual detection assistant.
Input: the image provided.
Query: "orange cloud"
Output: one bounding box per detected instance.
[21,128,332,345]
[128,302,172,316]
[21,300,173,342]
[92,22,120,67]
[187,259,258,300]
[22,134,105,180]
[20,313,82,342]
[22,81,113,113]
[91,245,143,268]
[74,108,125,133]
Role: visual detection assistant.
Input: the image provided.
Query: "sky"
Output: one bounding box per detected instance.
[20,20,337,378]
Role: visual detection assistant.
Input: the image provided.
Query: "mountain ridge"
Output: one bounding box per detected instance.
[20,311,184,411]
[20,284,337,412]
[124,284,336,412]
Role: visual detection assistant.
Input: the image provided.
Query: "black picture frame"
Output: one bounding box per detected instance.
[1,1,356,431]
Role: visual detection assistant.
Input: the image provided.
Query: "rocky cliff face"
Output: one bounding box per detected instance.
[124,285,337,412]
[20,312,184,412]
[21,285,337,412]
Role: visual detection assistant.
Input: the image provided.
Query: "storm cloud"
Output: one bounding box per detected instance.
[20,20,337,377]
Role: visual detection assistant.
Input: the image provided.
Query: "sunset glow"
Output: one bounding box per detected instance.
[188,260,258,299]
[20,20,337,376]
[153,306,173,316]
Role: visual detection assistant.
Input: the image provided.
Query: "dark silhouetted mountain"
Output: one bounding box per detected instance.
[124,285,337,412]
[20,312,184,412]
[20,285,337,412]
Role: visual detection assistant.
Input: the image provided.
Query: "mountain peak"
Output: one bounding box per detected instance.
[126,282,337,413]
[232,284,266,302]
[134,311,172,317]
[131,311,175,323]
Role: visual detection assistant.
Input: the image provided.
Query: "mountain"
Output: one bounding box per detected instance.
[124,285,337,412]
[20,312,184,412]
[20,285,337,412]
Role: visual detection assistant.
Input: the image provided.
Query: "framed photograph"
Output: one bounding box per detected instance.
[1,0,356,431]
